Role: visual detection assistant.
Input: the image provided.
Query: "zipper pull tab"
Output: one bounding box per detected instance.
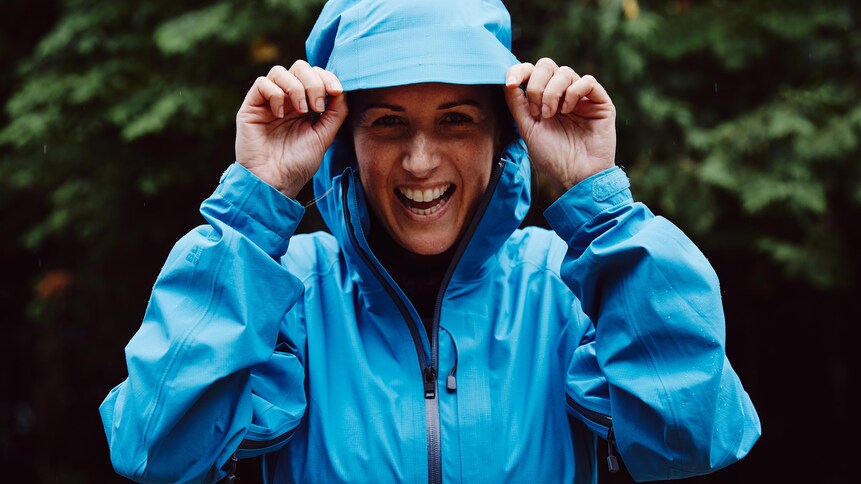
[446,360,458,392]
[423,367,437,399]
[607,425,619,473]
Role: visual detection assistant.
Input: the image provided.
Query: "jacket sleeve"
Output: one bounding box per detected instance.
[545,167,761,481]
[99,163,308,483]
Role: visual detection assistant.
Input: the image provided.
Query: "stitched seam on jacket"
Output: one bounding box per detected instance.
[140,228,232,476]
[643,247,726,476]
[614,258,678,480]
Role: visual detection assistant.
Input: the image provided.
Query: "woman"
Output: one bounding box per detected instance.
[100,0,760,482]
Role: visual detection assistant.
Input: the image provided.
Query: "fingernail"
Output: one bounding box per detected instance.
[561,101,569,113]
[530,103,540,117]
[315,99,325,113]
[506,75,516,86]
[333,82,343,92]
[278,106,285,118]
[299,99,308,113]
[542,104,550,118]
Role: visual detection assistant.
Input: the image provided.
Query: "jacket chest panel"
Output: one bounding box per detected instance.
[294,250,580,482]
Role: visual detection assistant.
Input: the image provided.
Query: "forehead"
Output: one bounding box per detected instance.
[351,83,495,110]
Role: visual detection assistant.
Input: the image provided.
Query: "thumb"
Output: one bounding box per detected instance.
[503,82,533,137]
[313,91,349,146]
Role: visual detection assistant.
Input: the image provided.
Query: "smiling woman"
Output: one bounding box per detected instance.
[98,0,761,483]
[352,83,498,255]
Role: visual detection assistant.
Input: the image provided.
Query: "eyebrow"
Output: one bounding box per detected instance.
[360,99,483,114]
[362,103,405,112]
[438,100,483,110]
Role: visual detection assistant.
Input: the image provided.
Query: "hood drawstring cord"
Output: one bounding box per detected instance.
[446,337,459,393]
[607,425,620,473]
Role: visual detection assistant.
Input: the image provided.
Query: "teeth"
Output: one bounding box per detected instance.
[410,198,447,215]
[399,184,450,202]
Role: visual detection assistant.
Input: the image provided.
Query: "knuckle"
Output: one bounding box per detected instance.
[304,75,325,90]
[267,65,286,77]
[543,90,561,102]
[290,59,310,70]
[312,66,334,81]
[536,57,557,69]
[558,65,577,76]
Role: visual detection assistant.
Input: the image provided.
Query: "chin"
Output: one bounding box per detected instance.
[398,235,456,256]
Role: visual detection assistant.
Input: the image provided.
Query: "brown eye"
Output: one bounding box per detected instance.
[441,112,473,125]
[372,115,404,127]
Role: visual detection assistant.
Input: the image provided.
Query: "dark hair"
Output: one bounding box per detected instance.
[490,86,518,155]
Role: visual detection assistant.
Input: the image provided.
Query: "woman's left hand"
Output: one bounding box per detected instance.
[504,58,617,189]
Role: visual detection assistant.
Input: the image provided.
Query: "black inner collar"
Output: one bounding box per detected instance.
[367,210,456,335]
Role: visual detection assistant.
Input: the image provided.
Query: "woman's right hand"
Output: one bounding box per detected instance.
[235,61,348,198]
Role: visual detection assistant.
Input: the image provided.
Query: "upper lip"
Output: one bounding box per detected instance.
[397,183,452,202]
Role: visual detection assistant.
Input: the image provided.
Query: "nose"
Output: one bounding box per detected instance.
[401,133,439,178]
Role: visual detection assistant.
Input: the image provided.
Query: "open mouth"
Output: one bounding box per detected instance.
[396,184,456,216]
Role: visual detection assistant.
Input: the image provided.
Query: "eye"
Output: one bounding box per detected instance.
[371,115,404,127]
[441,112,473,125]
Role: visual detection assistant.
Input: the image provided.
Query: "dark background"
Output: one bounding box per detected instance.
[2,0,858,482]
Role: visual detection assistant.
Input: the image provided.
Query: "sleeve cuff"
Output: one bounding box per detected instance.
[543,166,632,242]
[204,163,306,257]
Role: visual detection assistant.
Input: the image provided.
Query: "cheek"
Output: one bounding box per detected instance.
[459,141,495,187]
[358,163,387,201]
[355,151,394,212]
[354,140,379,182]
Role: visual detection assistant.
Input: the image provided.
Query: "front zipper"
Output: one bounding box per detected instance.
[341,172,439,483]
[340,156,506,484]
[430,156,505,374]
[565,394,619,473]
[426,156,506,482]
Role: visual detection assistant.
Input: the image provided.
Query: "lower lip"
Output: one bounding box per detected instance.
[397,193,452,222]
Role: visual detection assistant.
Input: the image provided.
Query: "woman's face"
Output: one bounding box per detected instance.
[351,83,499,255]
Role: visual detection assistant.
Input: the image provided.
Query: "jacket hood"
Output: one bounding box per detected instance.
[306,0,531,284]
[306,0,520,91]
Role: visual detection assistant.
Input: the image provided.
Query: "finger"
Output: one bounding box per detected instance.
[314,91,349,145]
[243,76,287,118]
[525,57,558,118]
[313,66,344,96]
[562,75,613,114]
[541,66,580,118]
[290,60,327,114]
[503,76,534,137]
[504,62,534,89]
[267,65,308,114]
[543,66,580,117]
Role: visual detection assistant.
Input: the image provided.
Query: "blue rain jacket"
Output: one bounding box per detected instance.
[100,1,760,482]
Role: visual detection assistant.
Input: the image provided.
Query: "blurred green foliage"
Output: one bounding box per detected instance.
[4,0,859,290]
[1,0,859,482]
[511,0,861,290]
